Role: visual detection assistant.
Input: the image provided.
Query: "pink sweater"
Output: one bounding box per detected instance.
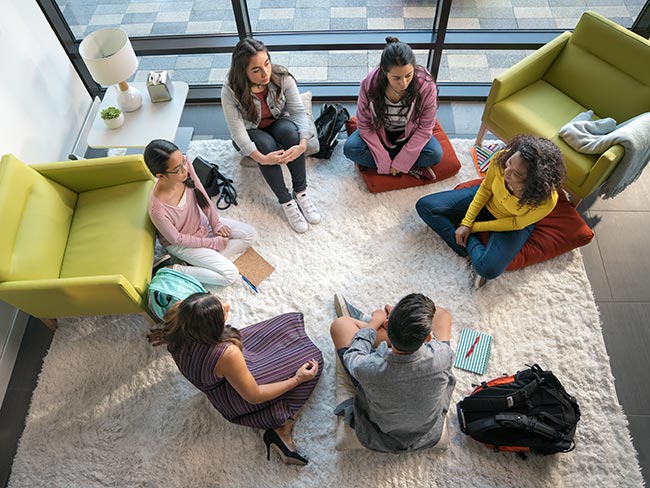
[356,66,438,175]
[148,162,227,251]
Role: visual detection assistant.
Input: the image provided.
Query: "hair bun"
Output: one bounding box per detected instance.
[385,36,400,45]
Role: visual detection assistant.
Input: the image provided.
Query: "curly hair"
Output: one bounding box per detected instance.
[493,134,566,208]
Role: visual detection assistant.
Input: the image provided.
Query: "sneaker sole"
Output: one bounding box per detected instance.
[333,293,350,318]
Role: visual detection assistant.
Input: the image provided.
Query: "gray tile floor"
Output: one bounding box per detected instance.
[57,0,644,83]
[1,100,648,486]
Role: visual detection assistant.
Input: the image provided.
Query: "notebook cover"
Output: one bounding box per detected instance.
[470,143,503,176]
[233,248,274,288]
[454,328,493,375]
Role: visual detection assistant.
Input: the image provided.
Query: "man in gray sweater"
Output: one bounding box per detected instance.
[330,293,455,453]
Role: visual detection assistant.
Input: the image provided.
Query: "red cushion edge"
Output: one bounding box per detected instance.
[350,118,462,192]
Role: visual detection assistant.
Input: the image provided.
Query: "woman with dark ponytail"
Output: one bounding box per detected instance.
[144,139,257,287]
[344,37,443,177]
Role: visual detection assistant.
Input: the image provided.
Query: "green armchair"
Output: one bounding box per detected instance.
[0,154,156,324]
[476,10,650,200]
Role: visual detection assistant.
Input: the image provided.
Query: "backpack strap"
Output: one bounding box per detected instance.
[459,378,539,412]
[213,167,238,210]
[465,413,566,442]
[153,290,173,307]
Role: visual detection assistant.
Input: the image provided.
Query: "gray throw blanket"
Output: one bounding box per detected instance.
[559,110,650,199]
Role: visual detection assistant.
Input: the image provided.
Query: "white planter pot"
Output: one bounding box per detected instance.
[103,113,124,129]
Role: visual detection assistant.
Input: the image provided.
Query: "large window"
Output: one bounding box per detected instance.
[57,0,238,38]
[41,0,650,100]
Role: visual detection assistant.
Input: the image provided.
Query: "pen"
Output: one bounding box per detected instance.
[465,336,480,359]
[241,275,258,294]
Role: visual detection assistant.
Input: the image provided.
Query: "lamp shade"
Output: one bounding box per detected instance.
[79,28,138,86]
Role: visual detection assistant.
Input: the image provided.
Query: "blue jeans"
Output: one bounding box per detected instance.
[343,129,443,170]
[415,186,535,280]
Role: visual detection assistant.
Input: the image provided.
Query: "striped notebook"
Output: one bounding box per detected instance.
[470,143,504,176]
[454,328,493,375]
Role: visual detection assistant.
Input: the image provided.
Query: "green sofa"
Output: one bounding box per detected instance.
[0,153,156,320]
[476,11,650,200]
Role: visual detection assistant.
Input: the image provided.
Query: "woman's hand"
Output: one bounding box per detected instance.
[147,329,167,347]
[390,168,401,176]
[293,359,319,384]
[455,225,471,247]
[258,150,286,165]
[216,225,231,237]
[278,143,306,164]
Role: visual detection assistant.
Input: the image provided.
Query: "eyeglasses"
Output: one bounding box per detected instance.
[165,156,189,175]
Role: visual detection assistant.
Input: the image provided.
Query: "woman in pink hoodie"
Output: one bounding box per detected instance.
[344,37,443,178]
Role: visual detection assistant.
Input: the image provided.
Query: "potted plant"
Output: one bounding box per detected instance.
[100,106,124,129]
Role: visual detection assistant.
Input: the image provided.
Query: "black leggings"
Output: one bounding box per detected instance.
[247,118,307,204]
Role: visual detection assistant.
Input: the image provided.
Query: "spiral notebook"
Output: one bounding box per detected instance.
[454,328,493,375]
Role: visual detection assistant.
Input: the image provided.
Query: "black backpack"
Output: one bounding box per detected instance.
[313,104,350,159]
[191,156,238,210]
[457,364,580,458]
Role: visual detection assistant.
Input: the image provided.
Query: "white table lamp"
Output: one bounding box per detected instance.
[79,28,143,112]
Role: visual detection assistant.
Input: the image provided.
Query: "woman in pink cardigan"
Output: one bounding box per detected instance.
[343,37,443,179]
[145,139,257,287]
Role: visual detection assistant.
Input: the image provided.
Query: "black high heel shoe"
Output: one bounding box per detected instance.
[262,429,309,466]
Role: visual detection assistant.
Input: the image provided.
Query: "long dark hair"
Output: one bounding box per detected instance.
[493,134,566,208]
[369,37,430,131]
[228,38,293,122]
[162,292,242,351]
[143,139,210,212]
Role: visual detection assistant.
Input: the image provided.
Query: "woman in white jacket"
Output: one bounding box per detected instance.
[222,38,320,233]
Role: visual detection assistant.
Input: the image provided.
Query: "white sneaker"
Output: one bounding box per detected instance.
[295,191,321,224]
[281,200,309,233]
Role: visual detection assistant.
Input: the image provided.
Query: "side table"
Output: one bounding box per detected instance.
[87,81,192,152]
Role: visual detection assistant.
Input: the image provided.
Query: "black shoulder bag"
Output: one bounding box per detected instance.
[191,156,238,210]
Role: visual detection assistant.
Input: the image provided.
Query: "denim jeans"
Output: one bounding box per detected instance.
[415,186,535,280]
[343,129,443,170]
[239,118,307,204]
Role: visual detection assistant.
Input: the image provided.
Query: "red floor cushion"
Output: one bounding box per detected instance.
[345,117,461,193]
[455,179,594,271]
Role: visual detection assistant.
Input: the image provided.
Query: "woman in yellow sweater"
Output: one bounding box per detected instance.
[416,134,565,288]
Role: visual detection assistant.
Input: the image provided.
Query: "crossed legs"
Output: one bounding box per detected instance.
[330,304,452,351]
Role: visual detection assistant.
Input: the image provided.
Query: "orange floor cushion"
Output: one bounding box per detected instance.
[345,117,461,193]
[455,179,594,271]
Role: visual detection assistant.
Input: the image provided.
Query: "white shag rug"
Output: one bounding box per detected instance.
[10,139,643,488]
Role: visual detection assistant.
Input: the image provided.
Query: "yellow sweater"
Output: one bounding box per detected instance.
[460,161,558,233]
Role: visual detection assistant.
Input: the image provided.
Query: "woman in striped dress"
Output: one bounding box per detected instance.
[154,292,322,465]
